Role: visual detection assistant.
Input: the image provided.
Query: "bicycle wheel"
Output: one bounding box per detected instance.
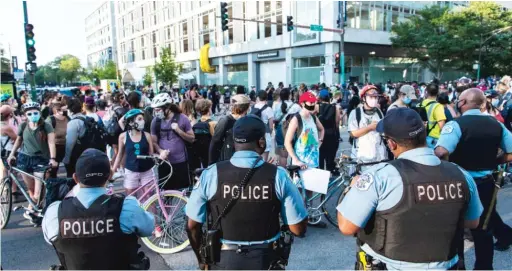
[0,178,12,229]
[321,179,347,228]
[141,191,189,254]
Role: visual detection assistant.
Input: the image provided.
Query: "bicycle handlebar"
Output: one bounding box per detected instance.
[136,155,155,160]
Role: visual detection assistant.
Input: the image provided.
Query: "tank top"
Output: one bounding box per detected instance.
[294,115,320,168]
[124,131,153,172]
[1,135,13,152]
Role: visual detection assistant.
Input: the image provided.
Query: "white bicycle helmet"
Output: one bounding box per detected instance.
[22,101,41,112]
[151,93,172,108]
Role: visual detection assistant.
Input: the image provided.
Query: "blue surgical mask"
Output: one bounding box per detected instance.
[402,97,412,105]
[28,113,40,123]
[154,111,164,119]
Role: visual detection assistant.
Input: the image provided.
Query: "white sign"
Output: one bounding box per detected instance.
[14,71,24,80]
[473,64,479,70]
[299,168,330,194]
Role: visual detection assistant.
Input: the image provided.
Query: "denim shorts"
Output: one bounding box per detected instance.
[17,152,49,173]
[275,124,285,148]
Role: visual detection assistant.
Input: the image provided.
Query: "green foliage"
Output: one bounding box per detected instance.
[143,67,154,87]
[59,55,81,82]
[391,2,512,79]
[87,60,118,85]
[153,47,182,87]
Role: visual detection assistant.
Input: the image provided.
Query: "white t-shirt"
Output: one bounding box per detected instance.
[347,107,387,162]
[273,101,301,124]
[253,103,274,129]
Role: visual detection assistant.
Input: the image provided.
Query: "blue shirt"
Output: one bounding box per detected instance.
[42,187,155,244]
[436,109,512,178]
[337,147,483,270]
[185,150,308,245]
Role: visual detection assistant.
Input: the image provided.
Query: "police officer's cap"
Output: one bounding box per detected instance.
[75,148,111,186]
[233,115,266,144]
[377,108,425,139]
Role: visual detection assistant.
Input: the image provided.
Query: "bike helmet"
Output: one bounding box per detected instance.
[360,85,380,98]
[22,101,41,112]
[151,93,172,108]
[124,109,144,122]
[0,94,11,103]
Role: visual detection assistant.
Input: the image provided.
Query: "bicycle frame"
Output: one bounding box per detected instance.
[108,158,185,223]
[7,166,49,214]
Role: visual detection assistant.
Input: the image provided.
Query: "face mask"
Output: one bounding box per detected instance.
[402,97,411,105]
[154,111,164,119]
[135,120,145,131]
[304,104,315,111]
[491,99,499,108]
[366,97,378,108]
[28,113,40,123]
[455,100,466,113]
[62,110,68,117]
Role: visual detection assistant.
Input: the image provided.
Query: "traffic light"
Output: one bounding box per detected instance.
[334,53,340,73]
[220,2,228,32]
[25,23,36,62]
[287,16,294,32]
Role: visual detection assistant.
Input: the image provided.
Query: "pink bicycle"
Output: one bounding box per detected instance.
[108,155,190,254]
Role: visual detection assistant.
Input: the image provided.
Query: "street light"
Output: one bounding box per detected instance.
[477,25,512,81]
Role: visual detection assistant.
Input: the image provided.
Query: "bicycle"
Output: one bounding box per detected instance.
[287,156,389,228]
[0,163,52,229]
[106,155,191,254]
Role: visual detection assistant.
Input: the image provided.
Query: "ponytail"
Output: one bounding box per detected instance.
[281,101,288,114]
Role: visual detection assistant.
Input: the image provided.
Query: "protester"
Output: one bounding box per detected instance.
[388,85,416,111]
[180,99,196,126]
[273,88,302,167]
[190,99,216,169]
[419,83,446,148]
[317,89,340,173]
[250,90,274,161]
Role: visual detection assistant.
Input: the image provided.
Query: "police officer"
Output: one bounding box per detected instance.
[337,108,483,270]
[186,115,308,270]
[42,148,155,270]
[435,88,512,270]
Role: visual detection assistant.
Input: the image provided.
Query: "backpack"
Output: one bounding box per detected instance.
[282,113,318,147]
[154,113,181,143]
[348,107,383,146]
[250,104,268,119]
[219,115,237,162]
[74,116,108,152]
[104,106,128,145]
[192,119,212,156]
[415,101,438,136]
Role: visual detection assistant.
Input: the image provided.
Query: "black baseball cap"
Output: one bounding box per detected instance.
[233,115,266,144]
[75,149,111,186]
[376,108,425,139]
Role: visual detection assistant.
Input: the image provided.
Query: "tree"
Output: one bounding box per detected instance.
[444,2,512,76]
[101,60,118,79]
[391,3,512,79]
[390,5,462,79]
[59,55,81,83]
[153,47,182,87]
[143,67,154,87]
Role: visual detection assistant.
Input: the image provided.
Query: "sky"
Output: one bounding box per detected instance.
[0,0,101,69]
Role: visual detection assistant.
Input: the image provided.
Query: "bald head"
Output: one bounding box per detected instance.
[459,88,486,113]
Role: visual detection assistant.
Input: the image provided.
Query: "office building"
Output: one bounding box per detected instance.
[114,1,471,89]
[85,2,117,68]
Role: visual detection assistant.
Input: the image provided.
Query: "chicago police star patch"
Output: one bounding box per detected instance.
[355,174,374,191]
[441,125,454,134]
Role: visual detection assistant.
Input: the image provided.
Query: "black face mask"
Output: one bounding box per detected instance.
[62,110,68,117]
[304,104,315,111]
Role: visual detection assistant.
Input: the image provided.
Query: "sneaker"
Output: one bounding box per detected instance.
[23,210,32,220]
[495,240,512,251]
[154,226,163,238]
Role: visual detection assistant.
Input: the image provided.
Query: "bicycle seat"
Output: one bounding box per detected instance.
[286,165,301,173]
[194,168,206,177]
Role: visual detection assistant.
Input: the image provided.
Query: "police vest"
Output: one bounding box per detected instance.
[450,115,502,171]
[358,159,469,263]
[209,161,281,241]
[52,194,139,270]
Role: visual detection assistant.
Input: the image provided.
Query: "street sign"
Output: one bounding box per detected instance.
[12,56,18,70]
[473,64,479,70]
[310,24,324,31]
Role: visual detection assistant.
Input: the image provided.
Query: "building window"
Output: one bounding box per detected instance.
[153,15,157,25]
[276,13,283,36]
[141,36,145,47]
[153,1,156,11]
[141,6,144,16]
[183,39,189,52]
[228,27,234,44]
[153,46,158,58]
[295,1,318,42]
[142,50,146,60]
[152,31,157,44]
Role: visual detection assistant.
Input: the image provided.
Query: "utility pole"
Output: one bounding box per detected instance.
[338,1,346,85]
[23,1,36,101]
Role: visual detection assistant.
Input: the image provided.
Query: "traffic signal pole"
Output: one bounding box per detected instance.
[338,1,346,85]
[23,1,36,101]
[217,16,345,33]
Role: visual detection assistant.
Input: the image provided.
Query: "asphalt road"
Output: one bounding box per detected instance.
[2,130,512,270]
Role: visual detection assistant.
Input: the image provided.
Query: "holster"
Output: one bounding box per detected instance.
[355,250,387,271]
[200,229,222,265]
[269,229,294,270]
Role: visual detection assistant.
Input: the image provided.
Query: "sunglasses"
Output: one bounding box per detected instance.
[26,112,40,117]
